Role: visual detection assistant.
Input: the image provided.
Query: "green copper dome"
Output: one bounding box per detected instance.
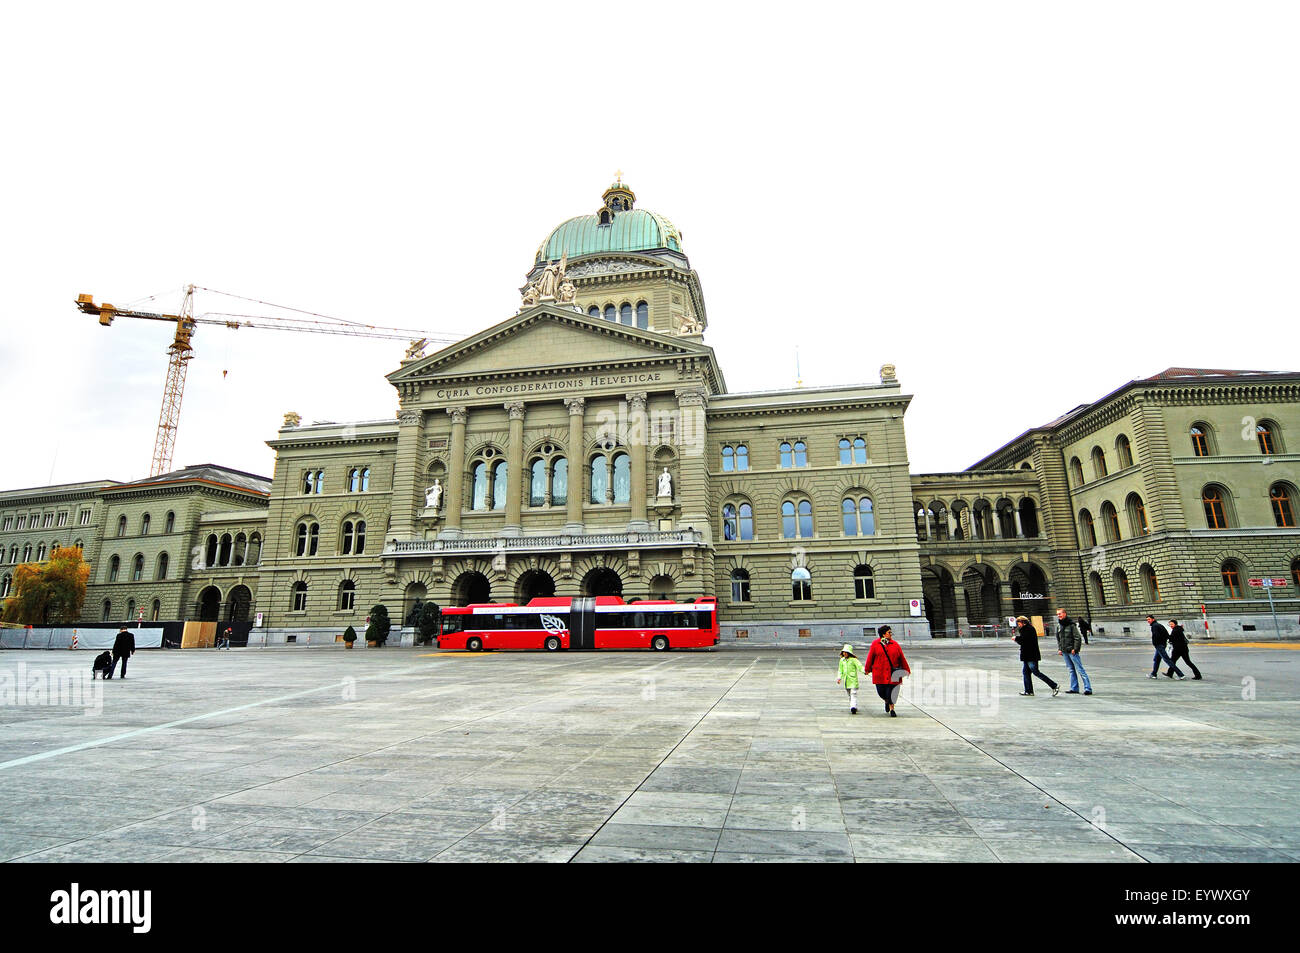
[534,180,683,263]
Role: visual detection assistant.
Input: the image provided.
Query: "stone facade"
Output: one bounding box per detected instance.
[4,188,1298,644]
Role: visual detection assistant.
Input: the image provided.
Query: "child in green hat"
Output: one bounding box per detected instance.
[836,643,863,714]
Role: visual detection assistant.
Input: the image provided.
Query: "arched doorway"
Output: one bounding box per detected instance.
[226,585,252,622]
[404,582,428,626]
[198,586,221,622]
[921,565,958,635]
[515,570,555,603]
[452,571,491,606]
[582,568,623,597]
[1009,562,1050,616]
[960,566,1002,625]
[648,574,674,600]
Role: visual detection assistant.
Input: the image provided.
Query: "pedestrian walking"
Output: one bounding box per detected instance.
[111,626,135,680]
[864,625,911,717]
[1079,617,1093,645]
[1147,615,1186,679]
[216,626,233,650]
[1013,615,1059,696]
[1166,620,1202,680]
[1054,608,1093,694]
[836,643,864,714]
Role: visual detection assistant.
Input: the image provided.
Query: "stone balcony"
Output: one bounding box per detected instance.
[382,528,707,557]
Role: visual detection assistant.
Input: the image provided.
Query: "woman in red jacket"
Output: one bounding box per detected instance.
[864,625,911,717]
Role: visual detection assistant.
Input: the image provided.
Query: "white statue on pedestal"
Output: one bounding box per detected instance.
[425,480,442,511]
[657,468,673,498]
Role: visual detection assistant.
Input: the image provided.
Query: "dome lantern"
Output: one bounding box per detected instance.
[599,171,636,223]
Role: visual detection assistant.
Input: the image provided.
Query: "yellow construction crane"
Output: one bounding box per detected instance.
[76,285,458,477]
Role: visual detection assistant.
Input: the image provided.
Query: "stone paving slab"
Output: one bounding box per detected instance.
[2,643,1298,862]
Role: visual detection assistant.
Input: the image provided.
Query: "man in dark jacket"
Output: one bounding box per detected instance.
[112,627,135,679]
[1055,608,1092,694]
[1165,619,1201,679]
[1079,617,1093,645]
[1013,615,1059,696]
[1147,615,1185,679]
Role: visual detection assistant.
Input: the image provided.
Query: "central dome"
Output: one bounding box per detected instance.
[535,179,683,264]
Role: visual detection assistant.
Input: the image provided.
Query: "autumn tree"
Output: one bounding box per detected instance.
[1,545,90,625]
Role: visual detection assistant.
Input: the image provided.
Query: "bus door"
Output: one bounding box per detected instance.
[569,598,596,649]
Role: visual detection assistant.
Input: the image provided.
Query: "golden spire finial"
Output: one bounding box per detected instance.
[614,169,623,184]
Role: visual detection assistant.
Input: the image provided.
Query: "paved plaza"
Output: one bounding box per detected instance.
[1,640,1297,863]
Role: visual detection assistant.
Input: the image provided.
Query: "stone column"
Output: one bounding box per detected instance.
[563,397,585,534]
[675,388,711,544]
[992,503,1004,538]
[390,407,425,538]
[503,402,525,536]
[946,511,957,539]
[441,406,468,538]
[626,391,650,532]
[1013,506,1024,538]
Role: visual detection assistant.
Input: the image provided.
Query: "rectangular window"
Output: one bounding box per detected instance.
[57,512,68,527]
[42,514,53,528]
[1,517,11,532]
[16,517,26,530]
[735,629,749,639]
[79,509,91,525]
[798,628,812,638]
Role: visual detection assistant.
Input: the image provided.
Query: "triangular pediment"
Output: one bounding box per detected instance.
[388,306,718,384]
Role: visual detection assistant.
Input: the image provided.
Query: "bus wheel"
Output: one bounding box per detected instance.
[544,635,561,652]
[651,635,670,652]
[467,637,483,652]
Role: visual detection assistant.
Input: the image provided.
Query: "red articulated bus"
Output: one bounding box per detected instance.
[437,596,718,652]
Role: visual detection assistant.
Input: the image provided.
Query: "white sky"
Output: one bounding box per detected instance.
[3,1,1297,491]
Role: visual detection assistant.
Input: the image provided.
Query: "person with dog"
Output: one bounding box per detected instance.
[864,625,911,717]
[111,626,135,679]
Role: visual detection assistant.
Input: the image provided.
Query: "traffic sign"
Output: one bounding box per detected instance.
[1248,578,1264,588]
[909,599,922,617]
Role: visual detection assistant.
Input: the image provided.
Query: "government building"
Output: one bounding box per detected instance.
[3,182,1298,642]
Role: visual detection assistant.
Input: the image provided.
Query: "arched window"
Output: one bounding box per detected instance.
[1257,421,1279,455]
[303,471,314,493]
[472,462,489,510]
[151,599,161,621]
[838,437,867,465]
[736,445,749,470]
[140,513,151,536]
[611,453,631,504]
[22,543,32,562]
[1091,447,1108,480]
[295,522,320,556]
[248,533,262,565]
[0,575,10,598]
[588,306,600,319]
[219,533,233,566]
[782,499,813,539]
[1203,486,1229,529]
[233,532,247,566]
[354,521,366,554]
[842,497,875,536]
[722,502,754,541]
[730,569,751,603]
[1116,434,1133,469]
[156,552,169,580]
[102,600,111,622]
[722,446,735,471]
[126,598,135,621]
[36,544,46,561]
[854,566,875,600]
[117,515,127,537]
[1221,562,1244,599]
[341,521,355,555]
[1113,568,1132,605]
[590,456,608,504]
[604,305,616,323]
[1190,425,1210,457]
[1126,493,1149,536]
[1070,457,1084,487]
[551,458,567,506]
[529,459,547,506]
[1079,510,1097,548]
[206,534,218,567]
[164,511,175,533]
[1101,502,1121,543]
[339,580,356,611]
[492,461,509,510]
[314,470,325,494]
[779,442,793,468]
[1090,571,1106,606]
[360,468,370,491]
[348,468,359,492]
[791,567,812,601]
[1141,564,1160,602]
[852,437,866,464]
[722,503,738,541]
[292,581,308,611]
[109,555,121,582]
[635,300,648,329]
[620,303,633,326]
[794,441,807,467]
[1271,484,1296,528]
[838,438,852,465]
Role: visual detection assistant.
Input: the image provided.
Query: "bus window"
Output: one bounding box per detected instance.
[441,615,464,634]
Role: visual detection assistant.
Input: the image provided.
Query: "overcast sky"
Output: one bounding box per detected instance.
[3,2,1297,491]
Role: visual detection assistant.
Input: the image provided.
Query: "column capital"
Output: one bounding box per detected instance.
[625,392,648,412]
[505,401,526,421]
[446,406,468,426]
[397,408,422,427]
[675,388,707,407]
[564,396,586,415]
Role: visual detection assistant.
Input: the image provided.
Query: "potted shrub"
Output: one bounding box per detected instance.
[343,625,357,650]
[366,605,390,647]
